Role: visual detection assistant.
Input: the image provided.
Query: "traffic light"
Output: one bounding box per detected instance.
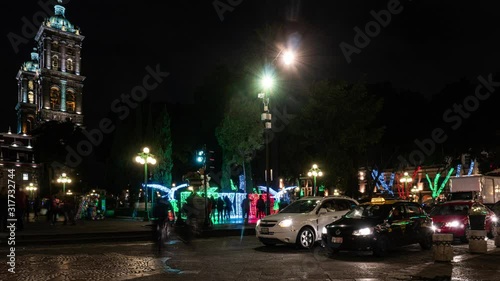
[196,150,205,164]
[207,150,215,172]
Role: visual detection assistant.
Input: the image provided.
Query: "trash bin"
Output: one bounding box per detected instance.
[468,202,487,230]
[469,214,486,230]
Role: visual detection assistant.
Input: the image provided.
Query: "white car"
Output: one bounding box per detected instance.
[255,196,358,248]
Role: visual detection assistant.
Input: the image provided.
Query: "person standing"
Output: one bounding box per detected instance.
[256,195,266,219]
[241,194,250,224]
[224,196,232,220]
[33,196,40,221]
[15,188,28,230]
[216,196,224,223]
[25,193,30,223]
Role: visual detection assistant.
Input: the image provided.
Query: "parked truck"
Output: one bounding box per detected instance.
[448,175,500,204]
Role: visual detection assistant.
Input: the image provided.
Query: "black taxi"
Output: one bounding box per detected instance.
[321,197,434,257]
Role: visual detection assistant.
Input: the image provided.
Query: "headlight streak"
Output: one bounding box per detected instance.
[278,219,293,227]
[352,227,373,236]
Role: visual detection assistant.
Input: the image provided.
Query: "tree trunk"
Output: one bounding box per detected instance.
[245,161,254,194]
[221,149,232,191]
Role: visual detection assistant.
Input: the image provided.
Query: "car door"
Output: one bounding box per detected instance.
[387,203,410,247]
[316,199,347,234]
[406,203,426,243]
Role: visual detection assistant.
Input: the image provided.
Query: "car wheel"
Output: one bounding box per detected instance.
[373,235,389,257]
[419,231,433,250]
[297,227,315,249]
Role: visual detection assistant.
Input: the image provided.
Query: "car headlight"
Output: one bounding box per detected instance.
[431,224,437,232]
[321,227,327,234]
[278,219,293,227]
[256,219,261,227]
[352,227,373,236]
[445,221,462,228]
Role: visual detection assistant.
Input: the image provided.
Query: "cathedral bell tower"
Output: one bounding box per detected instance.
[16,0,85,134]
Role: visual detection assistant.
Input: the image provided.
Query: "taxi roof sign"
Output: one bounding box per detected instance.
[371,197,386,204]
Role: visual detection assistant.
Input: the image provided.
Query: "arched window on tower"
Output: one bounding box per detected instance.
[52,55,59,70]
[67,59,73,72]
[50,86,60,110]
[28,91,34,104]
[66,91,76,113]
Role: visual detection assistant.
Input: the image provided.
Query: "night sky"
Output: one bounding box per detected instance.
[1,0,499,184]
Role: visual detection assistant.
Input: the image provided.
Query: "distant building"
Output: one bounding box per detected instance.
[0,1,84,196]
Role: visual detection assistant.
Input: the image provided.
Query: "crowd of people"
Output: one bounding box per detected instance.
[1,188,104,232]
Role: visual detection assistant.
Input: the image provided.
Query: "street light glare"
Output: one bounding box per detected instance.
[143,147,150,154]
[312,164,318,169]
[261,75,274,90]
[135,156,142,163]
[282,50,295,65]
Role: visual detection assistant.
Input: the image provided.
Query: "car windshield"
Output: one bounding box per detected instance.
[430,204,470,216]
[345,204,392,219]
[279,199,319,213]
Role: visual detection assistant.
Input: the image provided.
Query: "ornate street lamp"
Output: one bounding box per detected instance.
[257,48,296,215]
[259,73,275,215]
[399,172,413,200]
[307,164,323,197]
[135,147,156,221]
[57,173,71,195]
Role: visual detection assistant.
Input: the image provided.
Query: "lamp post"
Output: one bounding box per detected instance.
[57,173,71,195]
[259,74,274,215]
[135,147,156,221]
[26,182,37,200]
[399,172,413,200]
[258,49,296,215]
[307,164,323,197]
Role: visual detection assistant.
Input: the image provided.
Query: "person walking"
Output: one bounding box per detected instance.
[63,195,76,225]
[152,197,175,250]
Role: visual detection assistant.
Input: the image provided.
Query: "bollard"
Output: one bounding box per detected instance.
[495,227,500,248]
[469,230,487,253]
[433,233,453,262]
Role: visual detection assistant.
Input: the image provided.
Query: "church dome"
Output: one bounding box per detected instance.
[45,4,80,34]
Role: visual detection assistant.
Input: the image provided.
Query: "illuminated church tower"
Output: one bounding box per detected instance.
[16,0,85,134]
